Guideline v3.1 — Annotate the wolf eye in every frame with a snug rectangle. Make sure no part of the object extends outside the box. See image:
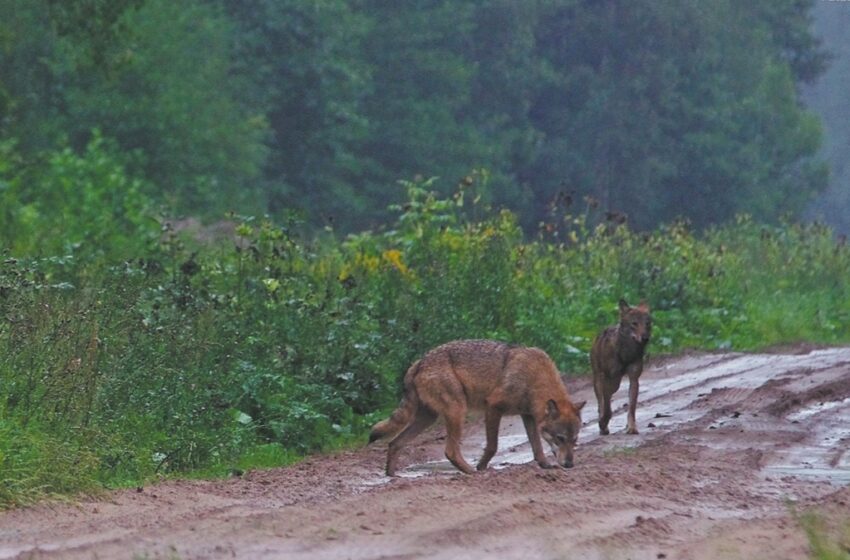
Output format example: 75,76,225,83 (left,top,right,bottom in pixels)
556,434,568,444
